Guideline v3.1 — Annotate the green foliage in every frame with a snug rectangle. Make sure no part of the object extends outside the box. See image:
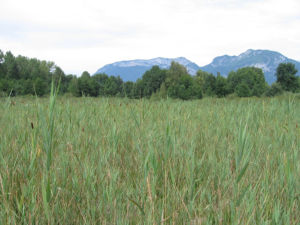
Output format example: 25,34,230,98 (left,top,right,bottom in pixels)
122,81,135,98
203,73,217,96
164,62,203,100
195,70,211,88
33,78,48,96
1,48,295,100
140,66,166,98
0,49,68,96
131,79,144,99
0,79,11,95
236,82,251,97
5,51,20,80
68,77,80,97
0,50,5,79
276,63,299,92
93,73,109,96
227,67,267,97
157,82,167,99
215,74,228,97
165,61,189,89
264,82,283,97
53,66,70,94
90,73,124,97
77,71,100,97
81,71,90,78
195,70,218,96
103,76,123,97
168,74,202,100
